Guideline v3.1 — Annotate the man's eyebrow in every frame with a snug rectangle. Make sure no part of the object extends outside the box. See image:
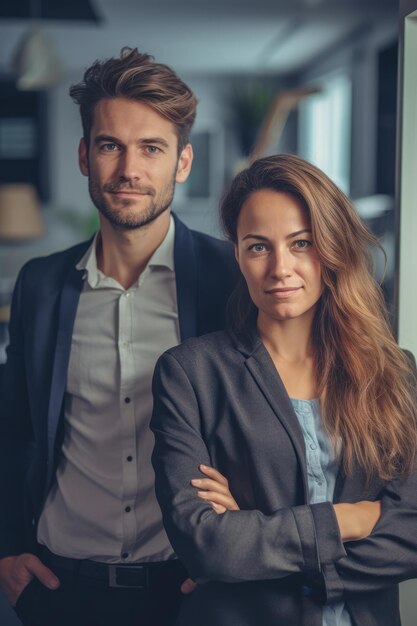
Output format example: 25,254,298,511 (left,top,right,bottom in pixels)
140,137,170,148
93,135,171,149
94,134,120,144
